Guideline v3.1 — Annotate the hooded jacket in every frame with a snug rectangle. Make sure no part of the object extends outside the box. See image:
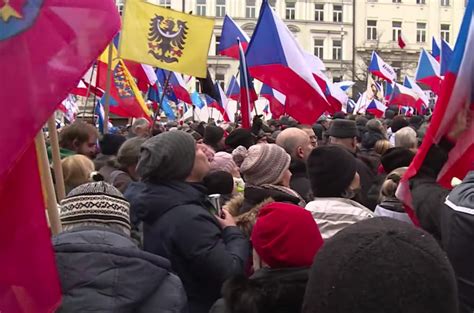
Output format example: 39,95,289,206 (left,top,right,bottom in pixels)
305,197,374,239
53,227,187,313
289,159,312,203
441,171,474,313
125,181,249,313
